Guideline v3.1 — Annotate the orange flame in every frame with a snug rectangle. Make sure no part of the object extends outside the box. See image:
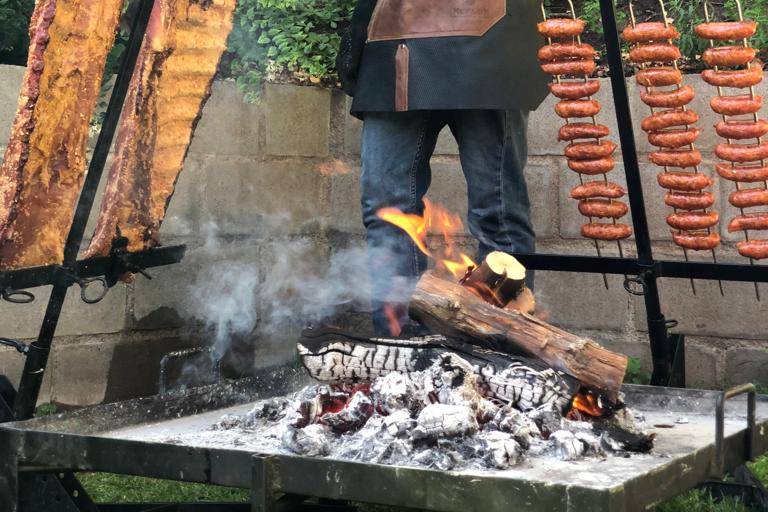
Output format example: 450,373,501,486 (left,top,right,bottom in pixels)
383,304,403,337
377,199,476,279
570,391,606,418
